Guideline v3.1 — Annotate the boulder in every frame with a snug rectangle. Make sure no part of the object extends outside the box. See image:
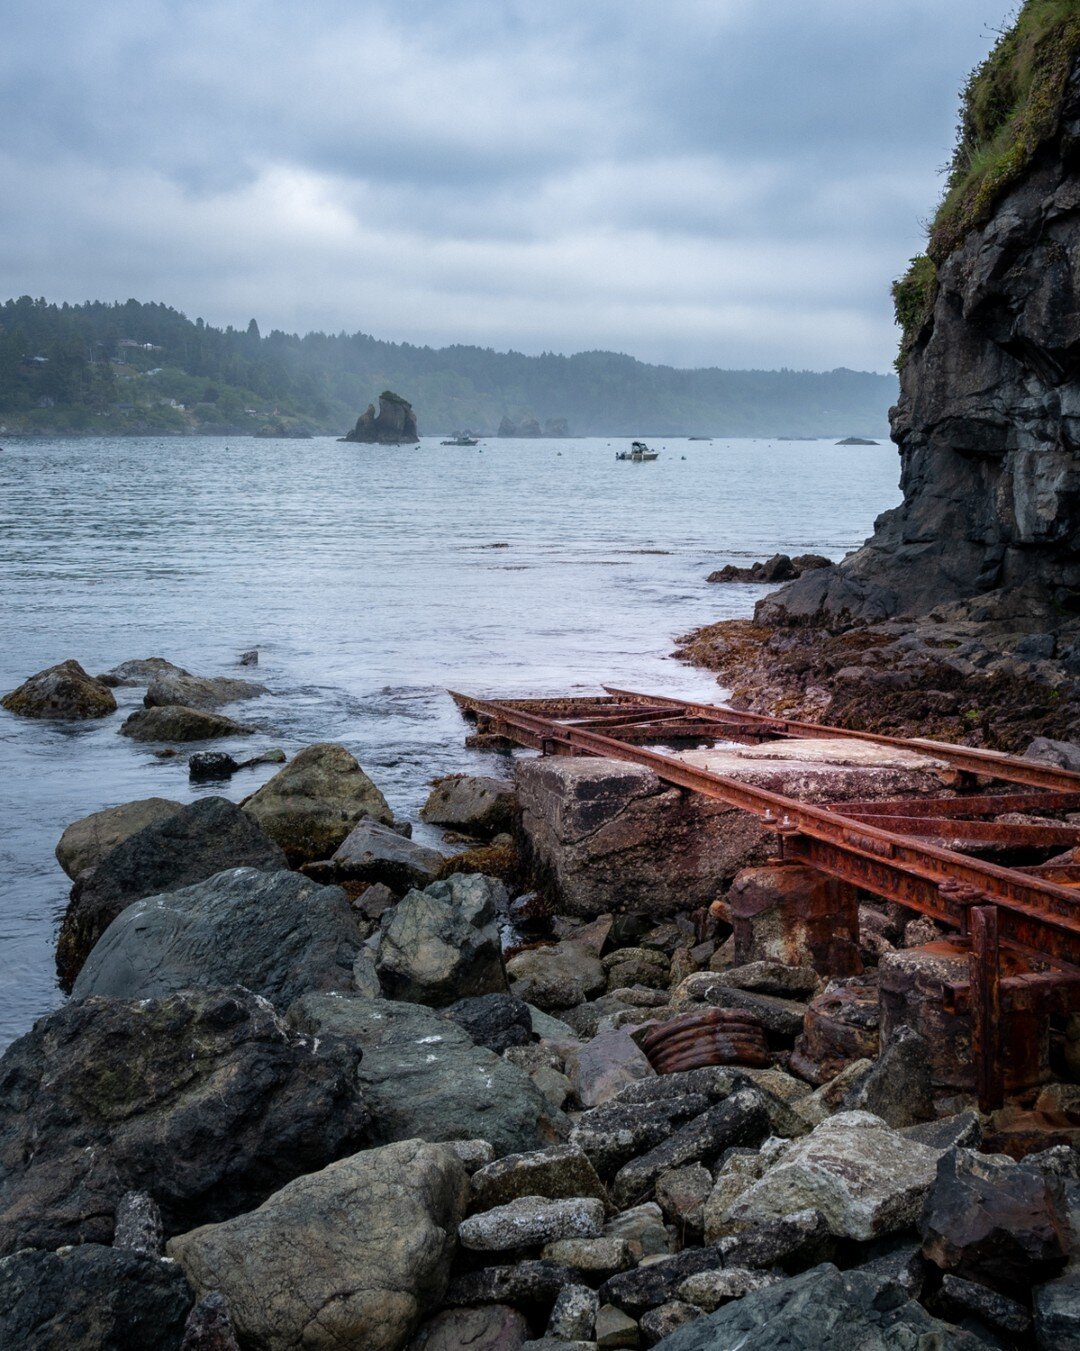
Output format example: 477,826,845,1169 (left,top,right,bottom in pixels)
188,750,239,781
544,1239,634,1277
444,993,533,1054
444,1262,578,1317
1026,736,1080,772
421,774,519,838
936,1273,1032,1338
289,994,564,1157
841,1026,934,1128
343,391,419,444
73,867,363,1008
144,670,268,710
655,1164,713,1244
604,1202,671,1260
168,1141,466,1351
0,988,369,1255
333,819,446,889
120,705,257,742
471,1144,607,1210
719,1111,943,1242
919,1146,1071,1290
376,873,508,1006
649,1263,990,1350
0,1244,193,1350
243,742,393,864
1034,1269,1080,1350
459,1196,605,1251
548,1285,599,1342
1,659,117,719
594,1304,639,1350
678,1267,782,1312
567,1028,655,1108
507,942,606,1011
600,1248,728,1317
408,1305,529,1351
717,1208,833,1272
98,657,190,687
55,797,288,990
55,796,182,880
